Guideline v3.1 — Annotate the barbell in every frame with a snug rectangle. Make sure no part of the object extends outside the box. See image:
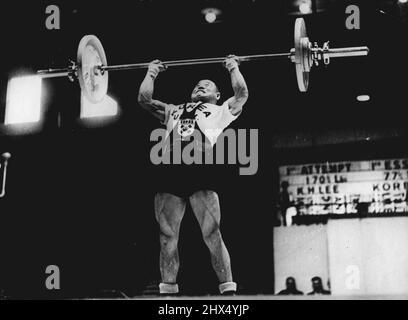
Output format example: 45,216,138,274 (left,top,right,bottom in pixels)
37,18,369,103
